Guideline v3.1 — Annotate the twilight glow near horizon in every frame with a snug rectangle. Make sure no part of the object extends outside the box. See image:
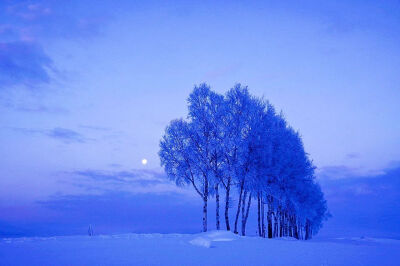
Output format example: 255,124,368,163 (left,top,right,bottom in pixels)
0,0,399,237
